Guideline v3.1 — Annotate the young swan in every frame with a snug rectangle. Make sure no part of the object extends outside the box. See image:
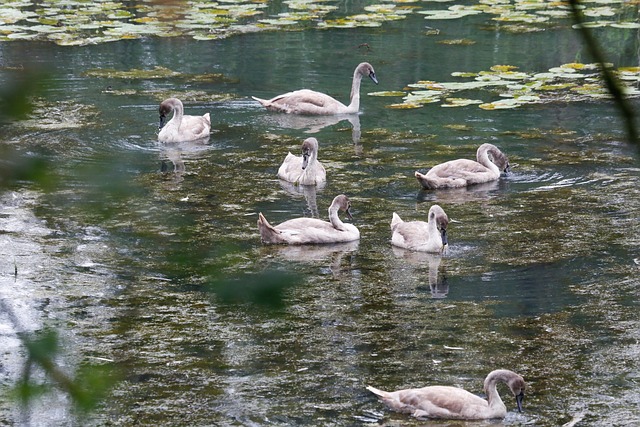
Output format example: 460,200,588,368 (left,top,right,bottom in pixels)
391,205,448,253
257,195,359,244
277,137,327,186
367,369,526,420
252,62,378,115
158,98,211,143
415,143,510,189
